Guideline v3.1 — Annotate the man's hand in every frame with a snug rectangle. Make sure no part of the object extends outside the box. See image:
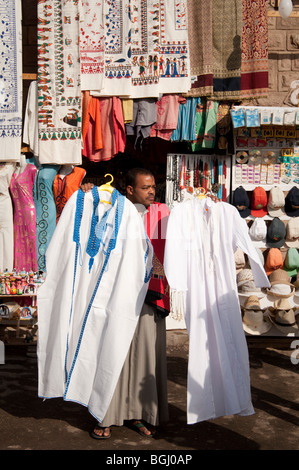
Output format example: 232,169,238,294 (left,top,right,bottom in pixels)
207,194,220,203
81,182,94,192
